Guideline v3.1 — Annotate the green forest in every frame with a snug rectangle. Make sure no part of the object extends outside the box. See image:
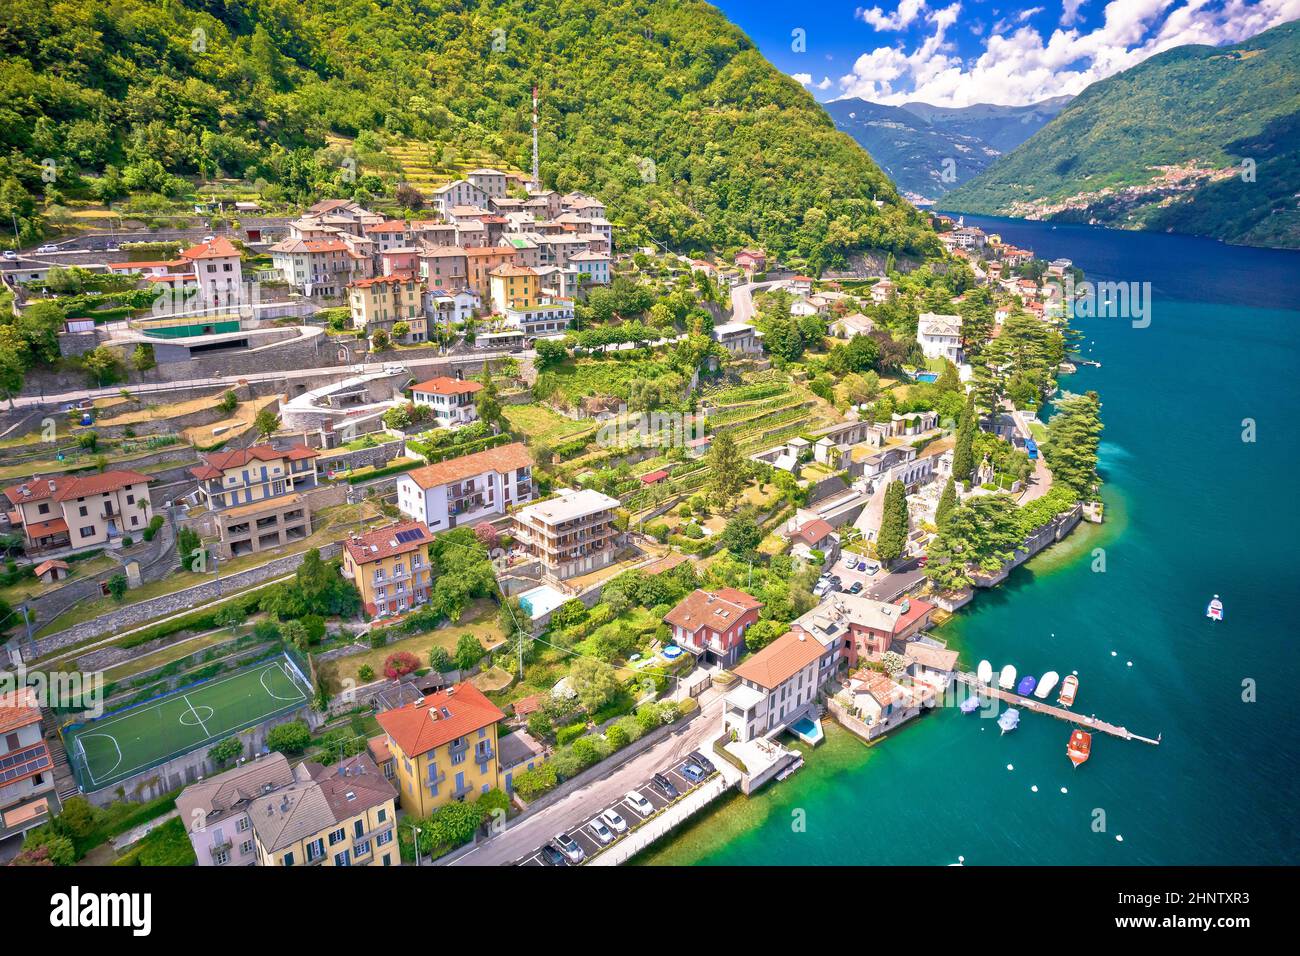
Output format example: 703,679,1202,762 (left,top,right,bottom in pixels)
0,0,939,264
946,19,1300,249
